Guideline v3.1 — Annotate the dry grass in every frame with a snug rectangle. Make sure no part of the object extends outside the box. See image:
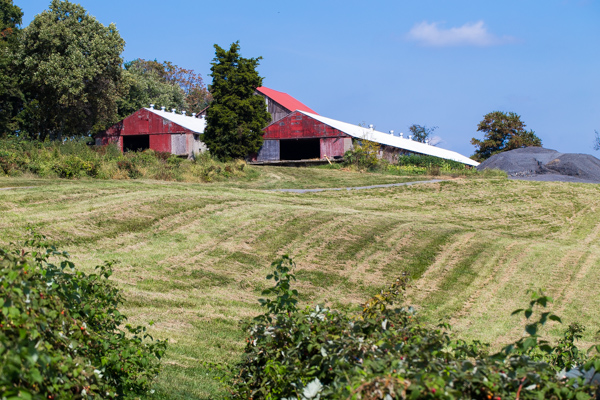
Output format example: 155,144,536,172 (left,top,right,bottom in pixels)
1,170,600,399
